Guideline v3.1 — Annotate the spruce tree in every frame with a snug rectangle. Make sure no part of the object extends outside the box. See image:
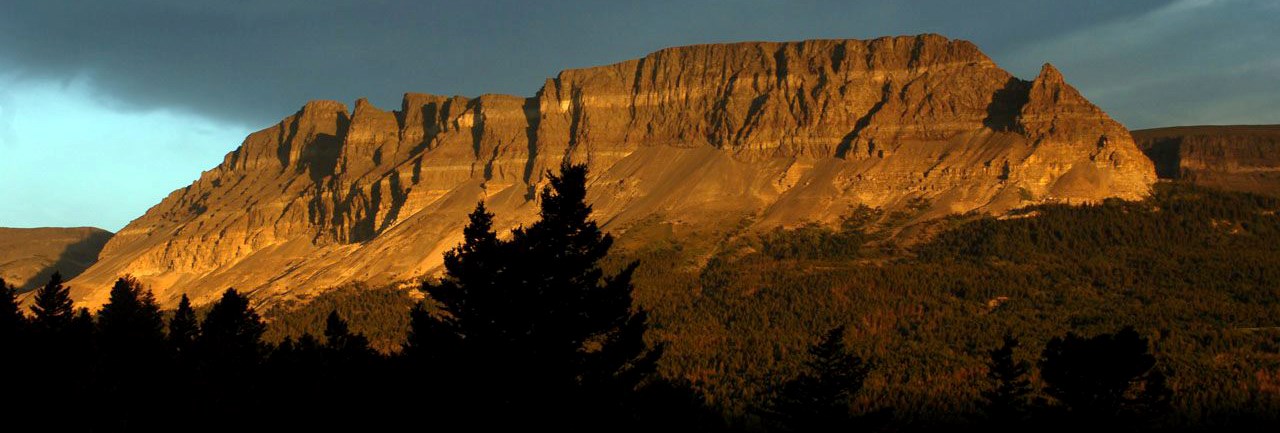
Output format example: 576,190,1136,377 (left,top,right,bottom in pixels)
983,334,1033,427
0,277,25,373
96,275,167,430
195,289,267,427
198,288,265,368
406,202,497,367
98,276,165,360
29,271,75,334
763,326,873,433
23,273,92,429
168,294,199,358
0,277,22,344
1039,326,1165,423
323,310,372,362
412,162,656,425
159,293,201,430
69,307,96,348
